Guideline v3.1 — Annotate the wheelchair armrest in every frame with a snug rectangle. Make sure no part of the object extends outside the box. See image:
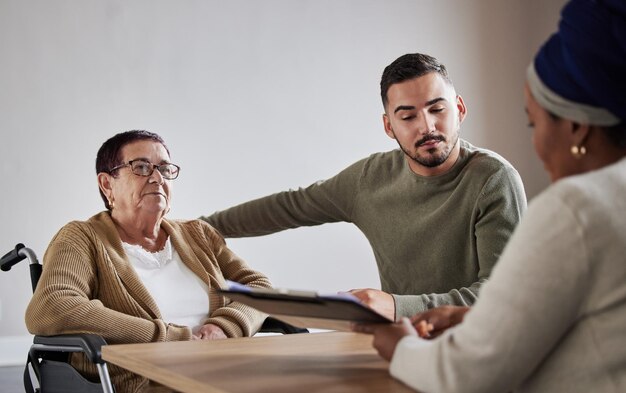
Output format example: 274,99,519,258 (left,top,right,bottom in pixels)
33,334,108,364
259,316,309,334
